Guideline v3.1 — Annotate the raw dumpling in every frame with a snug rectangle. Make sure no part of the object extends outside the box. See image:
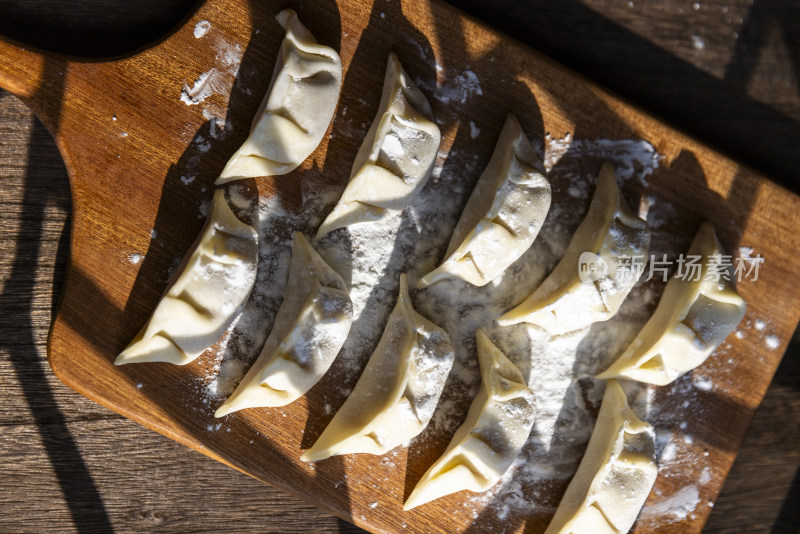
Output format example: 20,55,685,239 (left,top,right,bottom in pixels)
116,189,258,365
498,162,650,335
301,274,454,461
597,222,747,385
418,114,551,288
216,9,342,183
315,53,441,238
543,379,657,534
403,329,536,510
215,232,352,416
